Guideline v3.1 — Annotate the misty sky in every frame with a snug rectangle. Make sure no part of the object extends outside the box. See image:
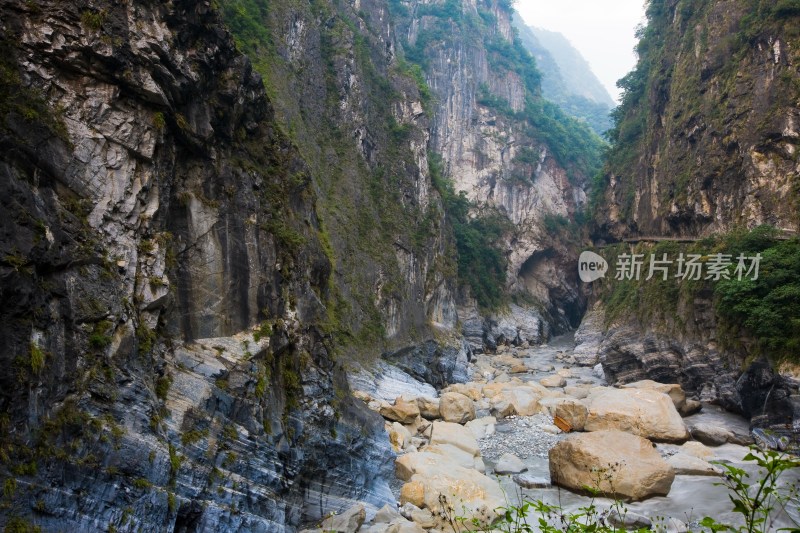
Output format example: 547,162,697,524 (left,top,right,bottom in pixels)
515,0,646,103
